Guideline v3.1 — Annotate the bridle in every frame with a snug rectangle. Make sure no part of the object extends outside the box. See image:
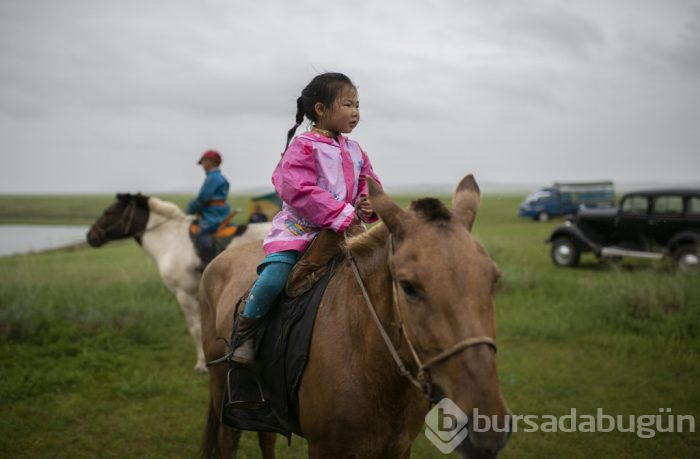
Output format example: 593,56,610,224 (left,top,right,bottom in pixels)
92,199,171,244
92,200,138,242
345,233,497,403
